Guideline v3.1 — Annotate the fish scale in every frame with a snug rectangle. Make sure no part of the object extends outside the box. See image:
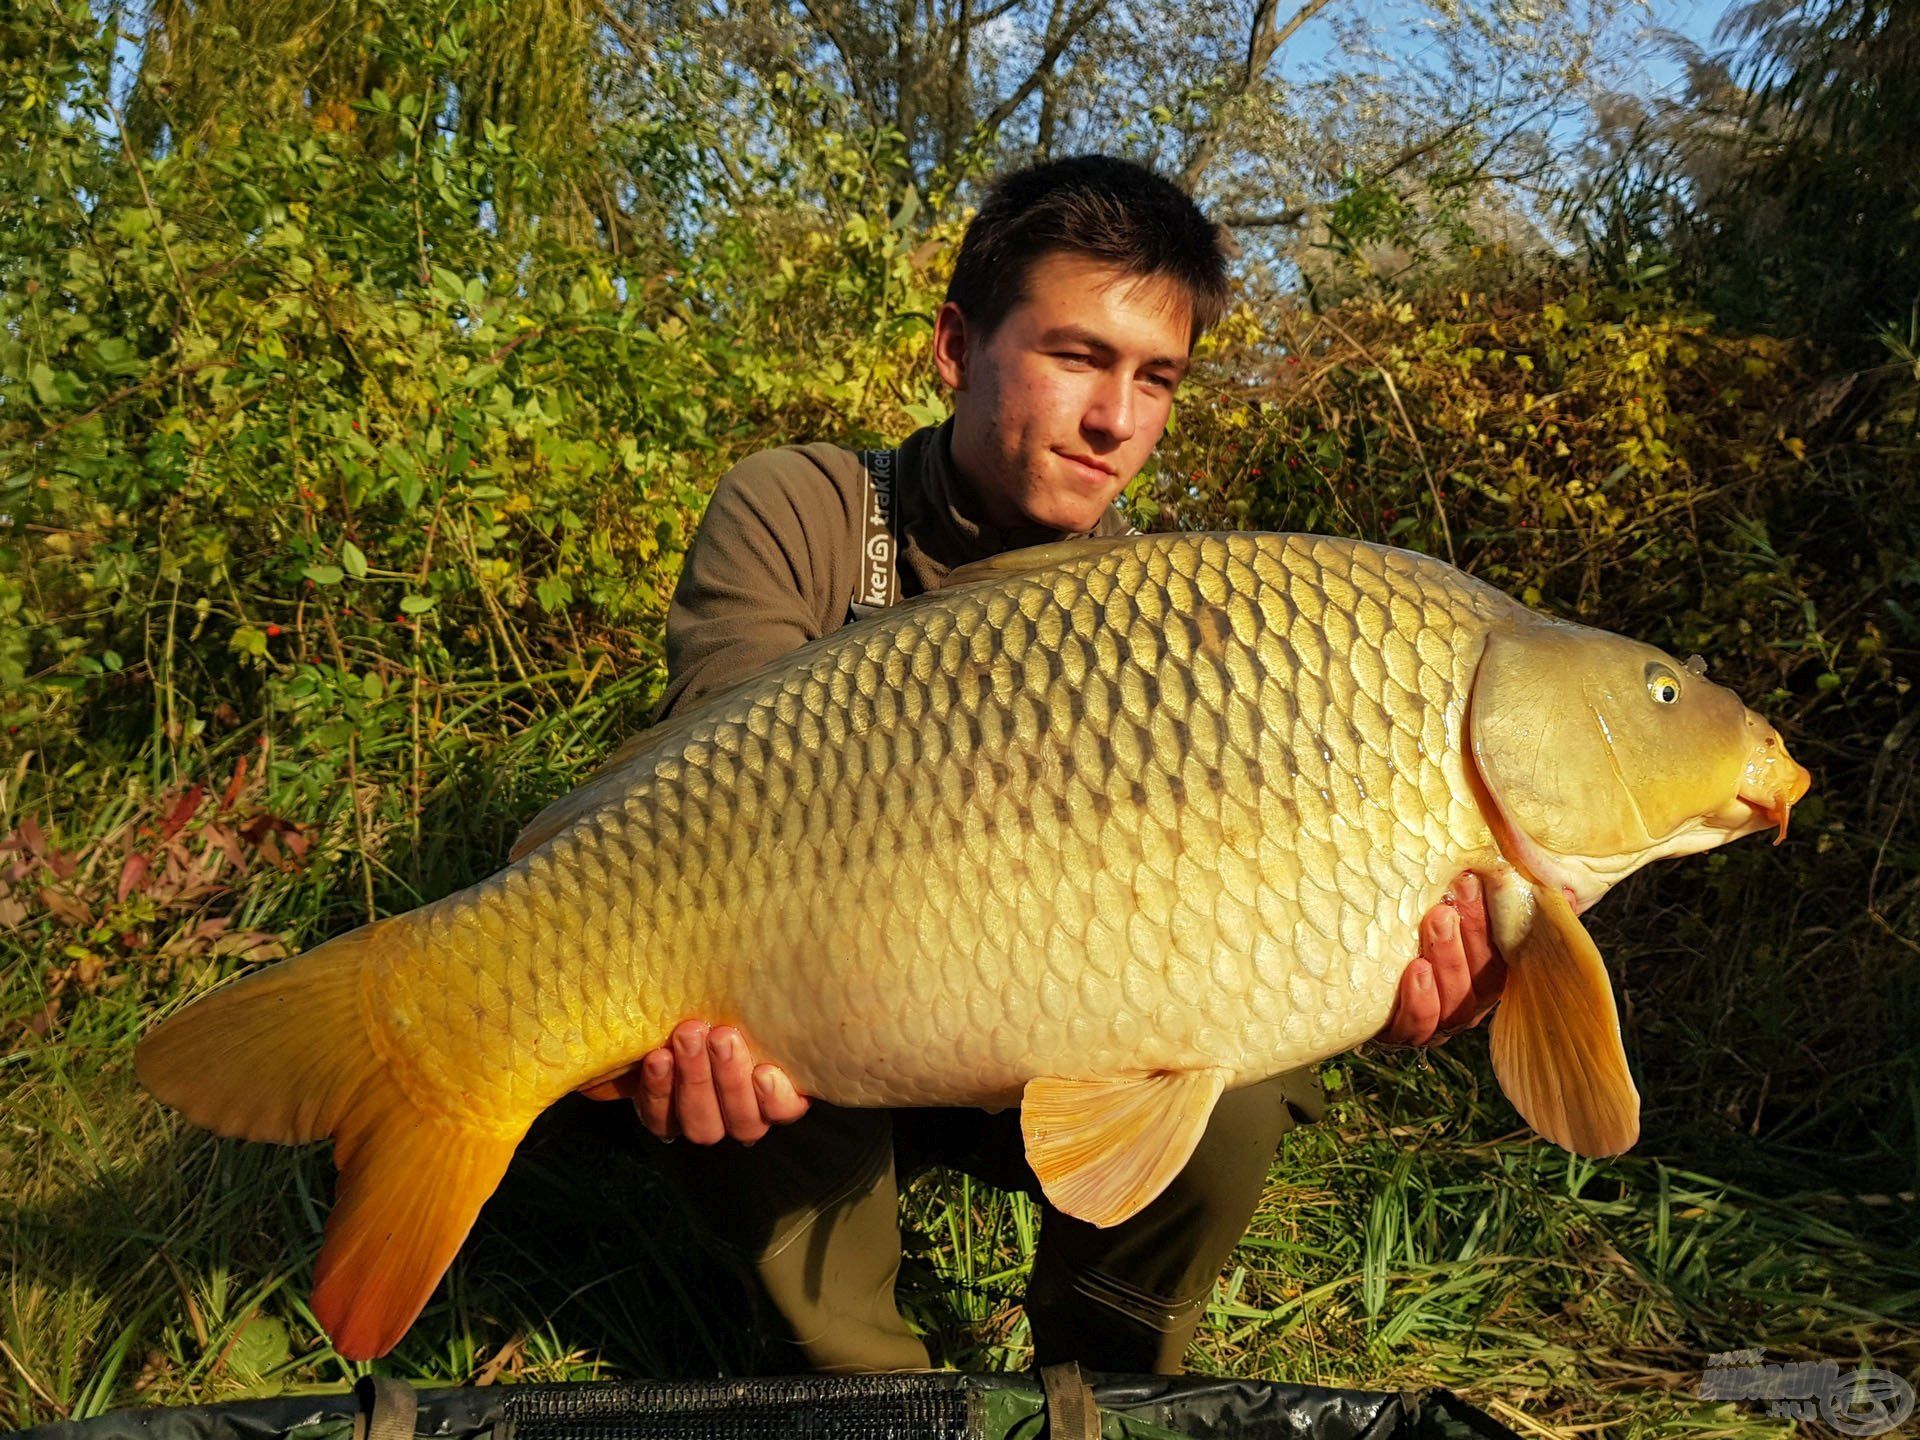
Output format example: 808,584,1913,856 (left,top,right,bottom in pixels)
370,532,1512,1120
